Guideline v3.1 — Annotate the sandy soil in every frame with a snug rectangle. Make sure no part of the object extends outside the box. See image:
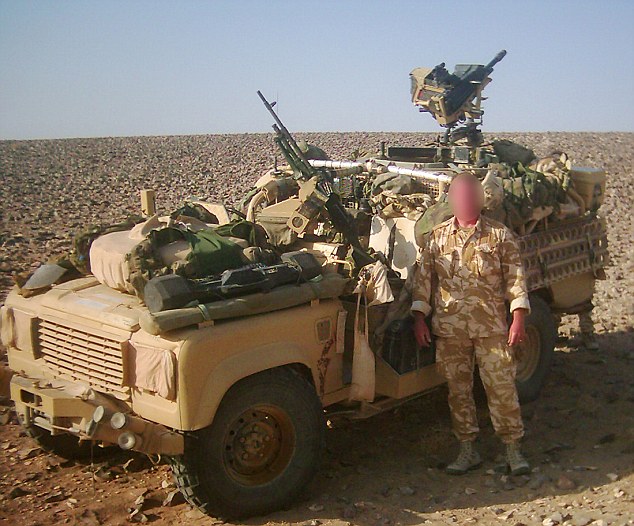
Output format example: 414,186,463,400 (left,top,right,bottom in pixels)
0,132,633,526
